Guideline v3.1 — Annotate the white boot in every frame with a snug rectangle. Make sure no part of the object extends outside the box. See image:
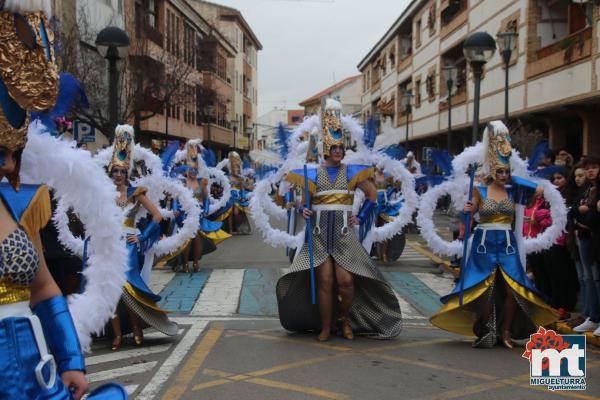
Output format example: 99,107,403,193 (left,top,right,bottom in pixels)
593,325,600,337
573,318,599,333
